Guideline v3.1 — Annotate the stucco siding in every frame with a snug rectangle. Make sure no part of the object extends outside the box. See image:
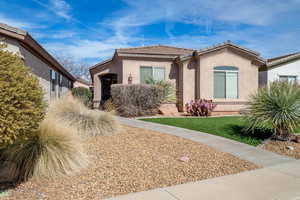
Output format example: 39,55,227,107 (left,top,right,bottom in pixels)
267,59,300,83
2,36,70,102
122,58,176,85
